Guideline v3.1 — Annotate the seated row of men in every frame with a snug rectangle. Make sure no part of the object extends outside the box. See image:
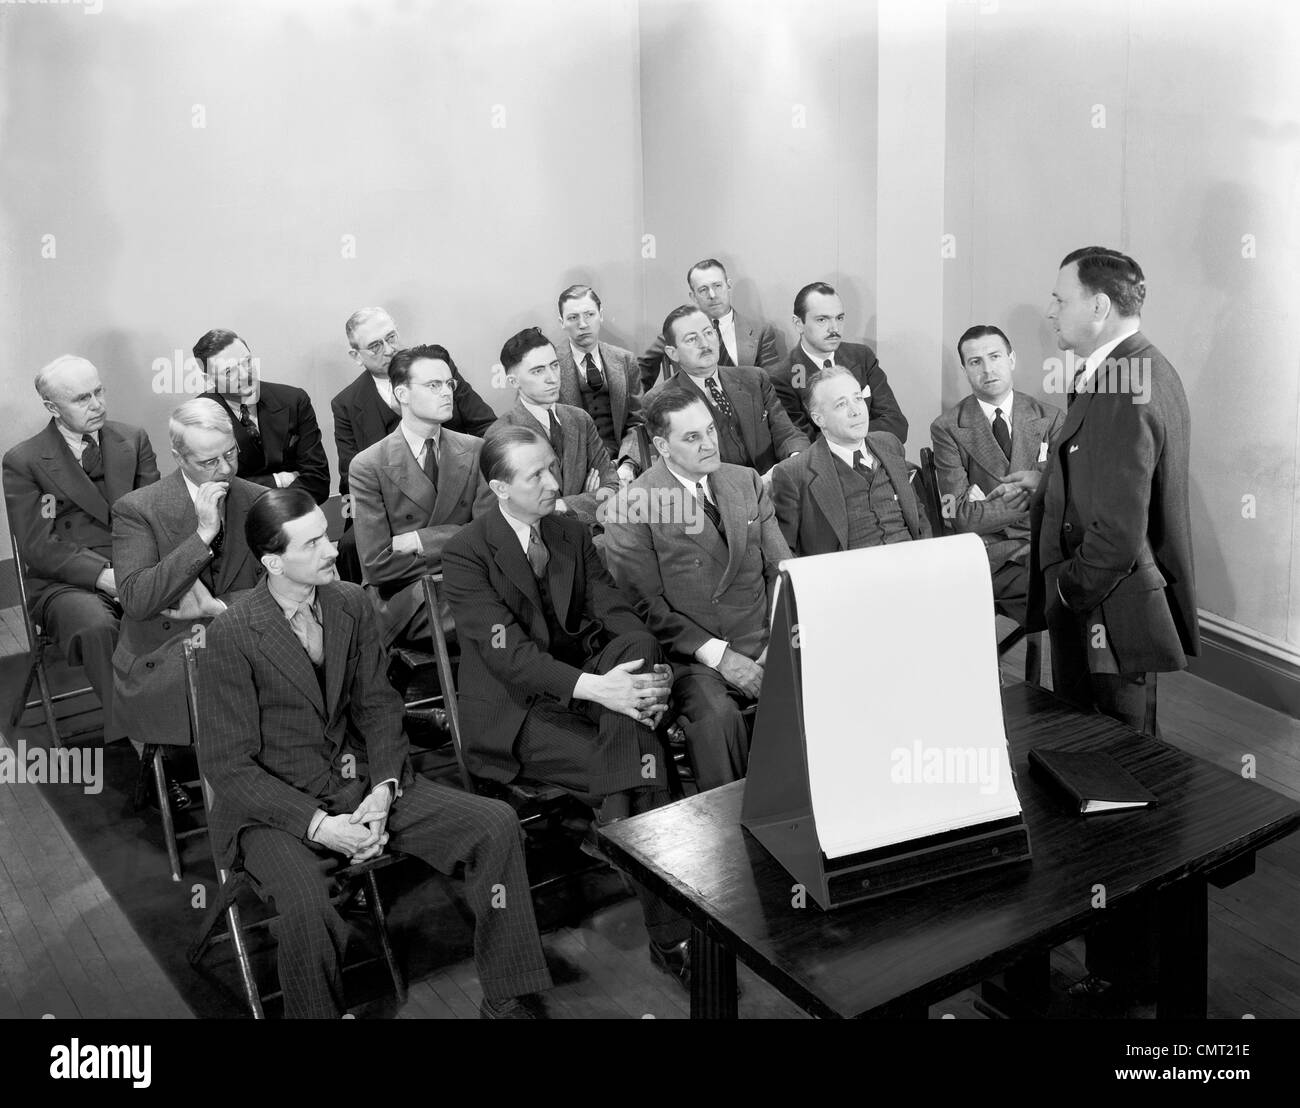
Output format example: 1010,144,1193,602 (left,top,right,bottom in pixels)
1,261,1059,1018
